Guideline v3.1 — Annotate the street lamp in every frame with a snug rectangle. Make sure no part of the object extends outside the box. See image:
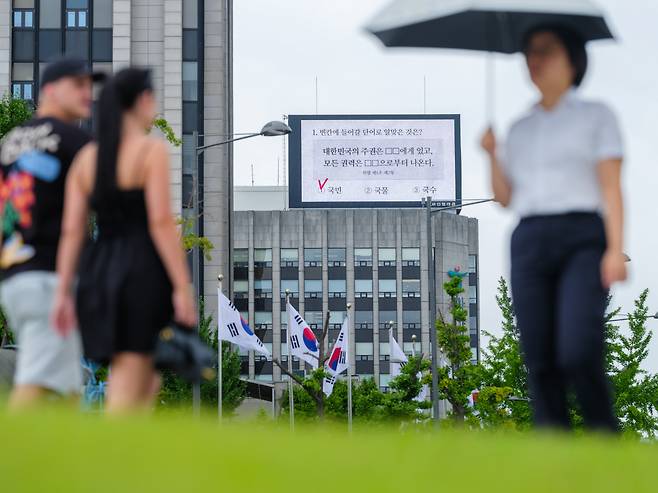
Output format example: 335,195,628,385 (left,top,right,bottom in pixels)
191,120,292,302
190,120,291,414
425,196,494,425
